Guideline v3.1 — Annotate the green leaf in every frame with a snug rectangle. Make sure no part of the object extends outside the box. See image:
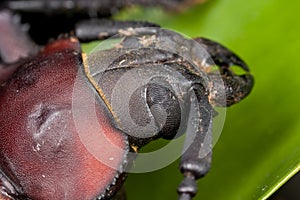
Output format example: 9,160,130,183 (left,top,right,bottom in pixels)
83,0,300,199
